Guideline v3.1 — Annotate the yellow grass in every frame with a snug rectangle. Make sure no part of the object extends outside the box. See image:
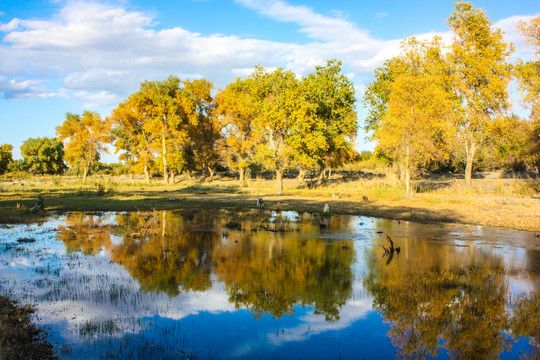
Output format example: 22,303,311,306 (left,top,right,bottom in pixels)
0,173,538,232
